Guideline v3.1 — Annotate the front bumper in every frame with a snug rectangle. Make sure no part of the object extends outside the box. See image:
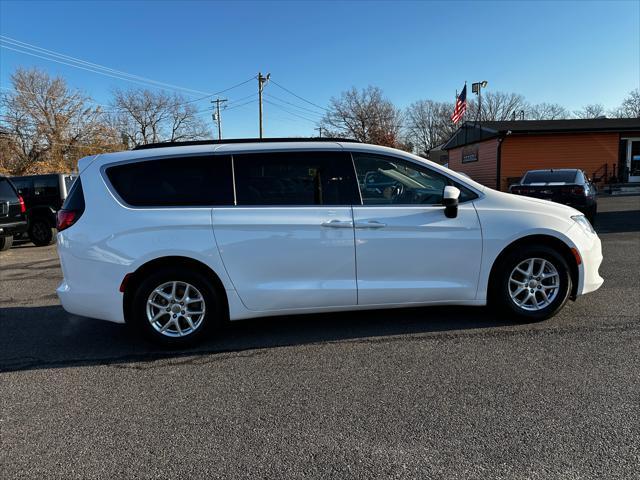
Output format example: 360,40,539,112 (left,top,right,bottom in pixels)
569,224,604,296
